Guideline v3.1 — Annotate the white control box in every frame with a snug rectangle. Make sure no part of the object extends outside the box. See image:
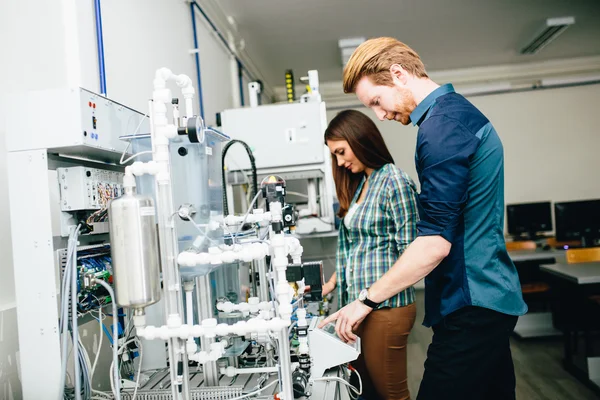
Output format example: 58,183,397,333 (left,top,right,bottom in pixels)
6,87,148,163
221,101,327,170
308,316,361,379
57,166,124,211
